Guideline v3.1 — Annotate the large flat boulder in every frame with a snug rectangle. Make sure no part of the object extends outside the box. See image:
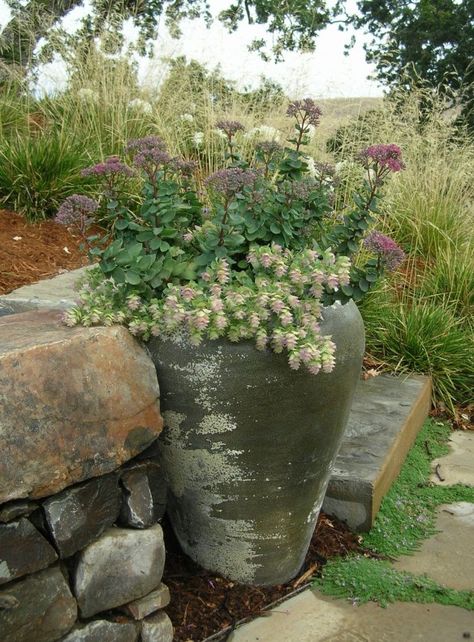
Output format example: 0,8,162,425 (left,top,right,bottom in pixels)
0,310,163,504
